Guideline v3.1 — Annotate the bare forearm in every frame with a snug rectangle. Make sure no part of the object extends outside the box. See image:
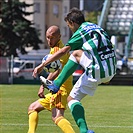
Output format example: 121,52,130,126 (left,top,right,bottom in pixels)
47,69,60,80
43,46,70,66
32,46,70,78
